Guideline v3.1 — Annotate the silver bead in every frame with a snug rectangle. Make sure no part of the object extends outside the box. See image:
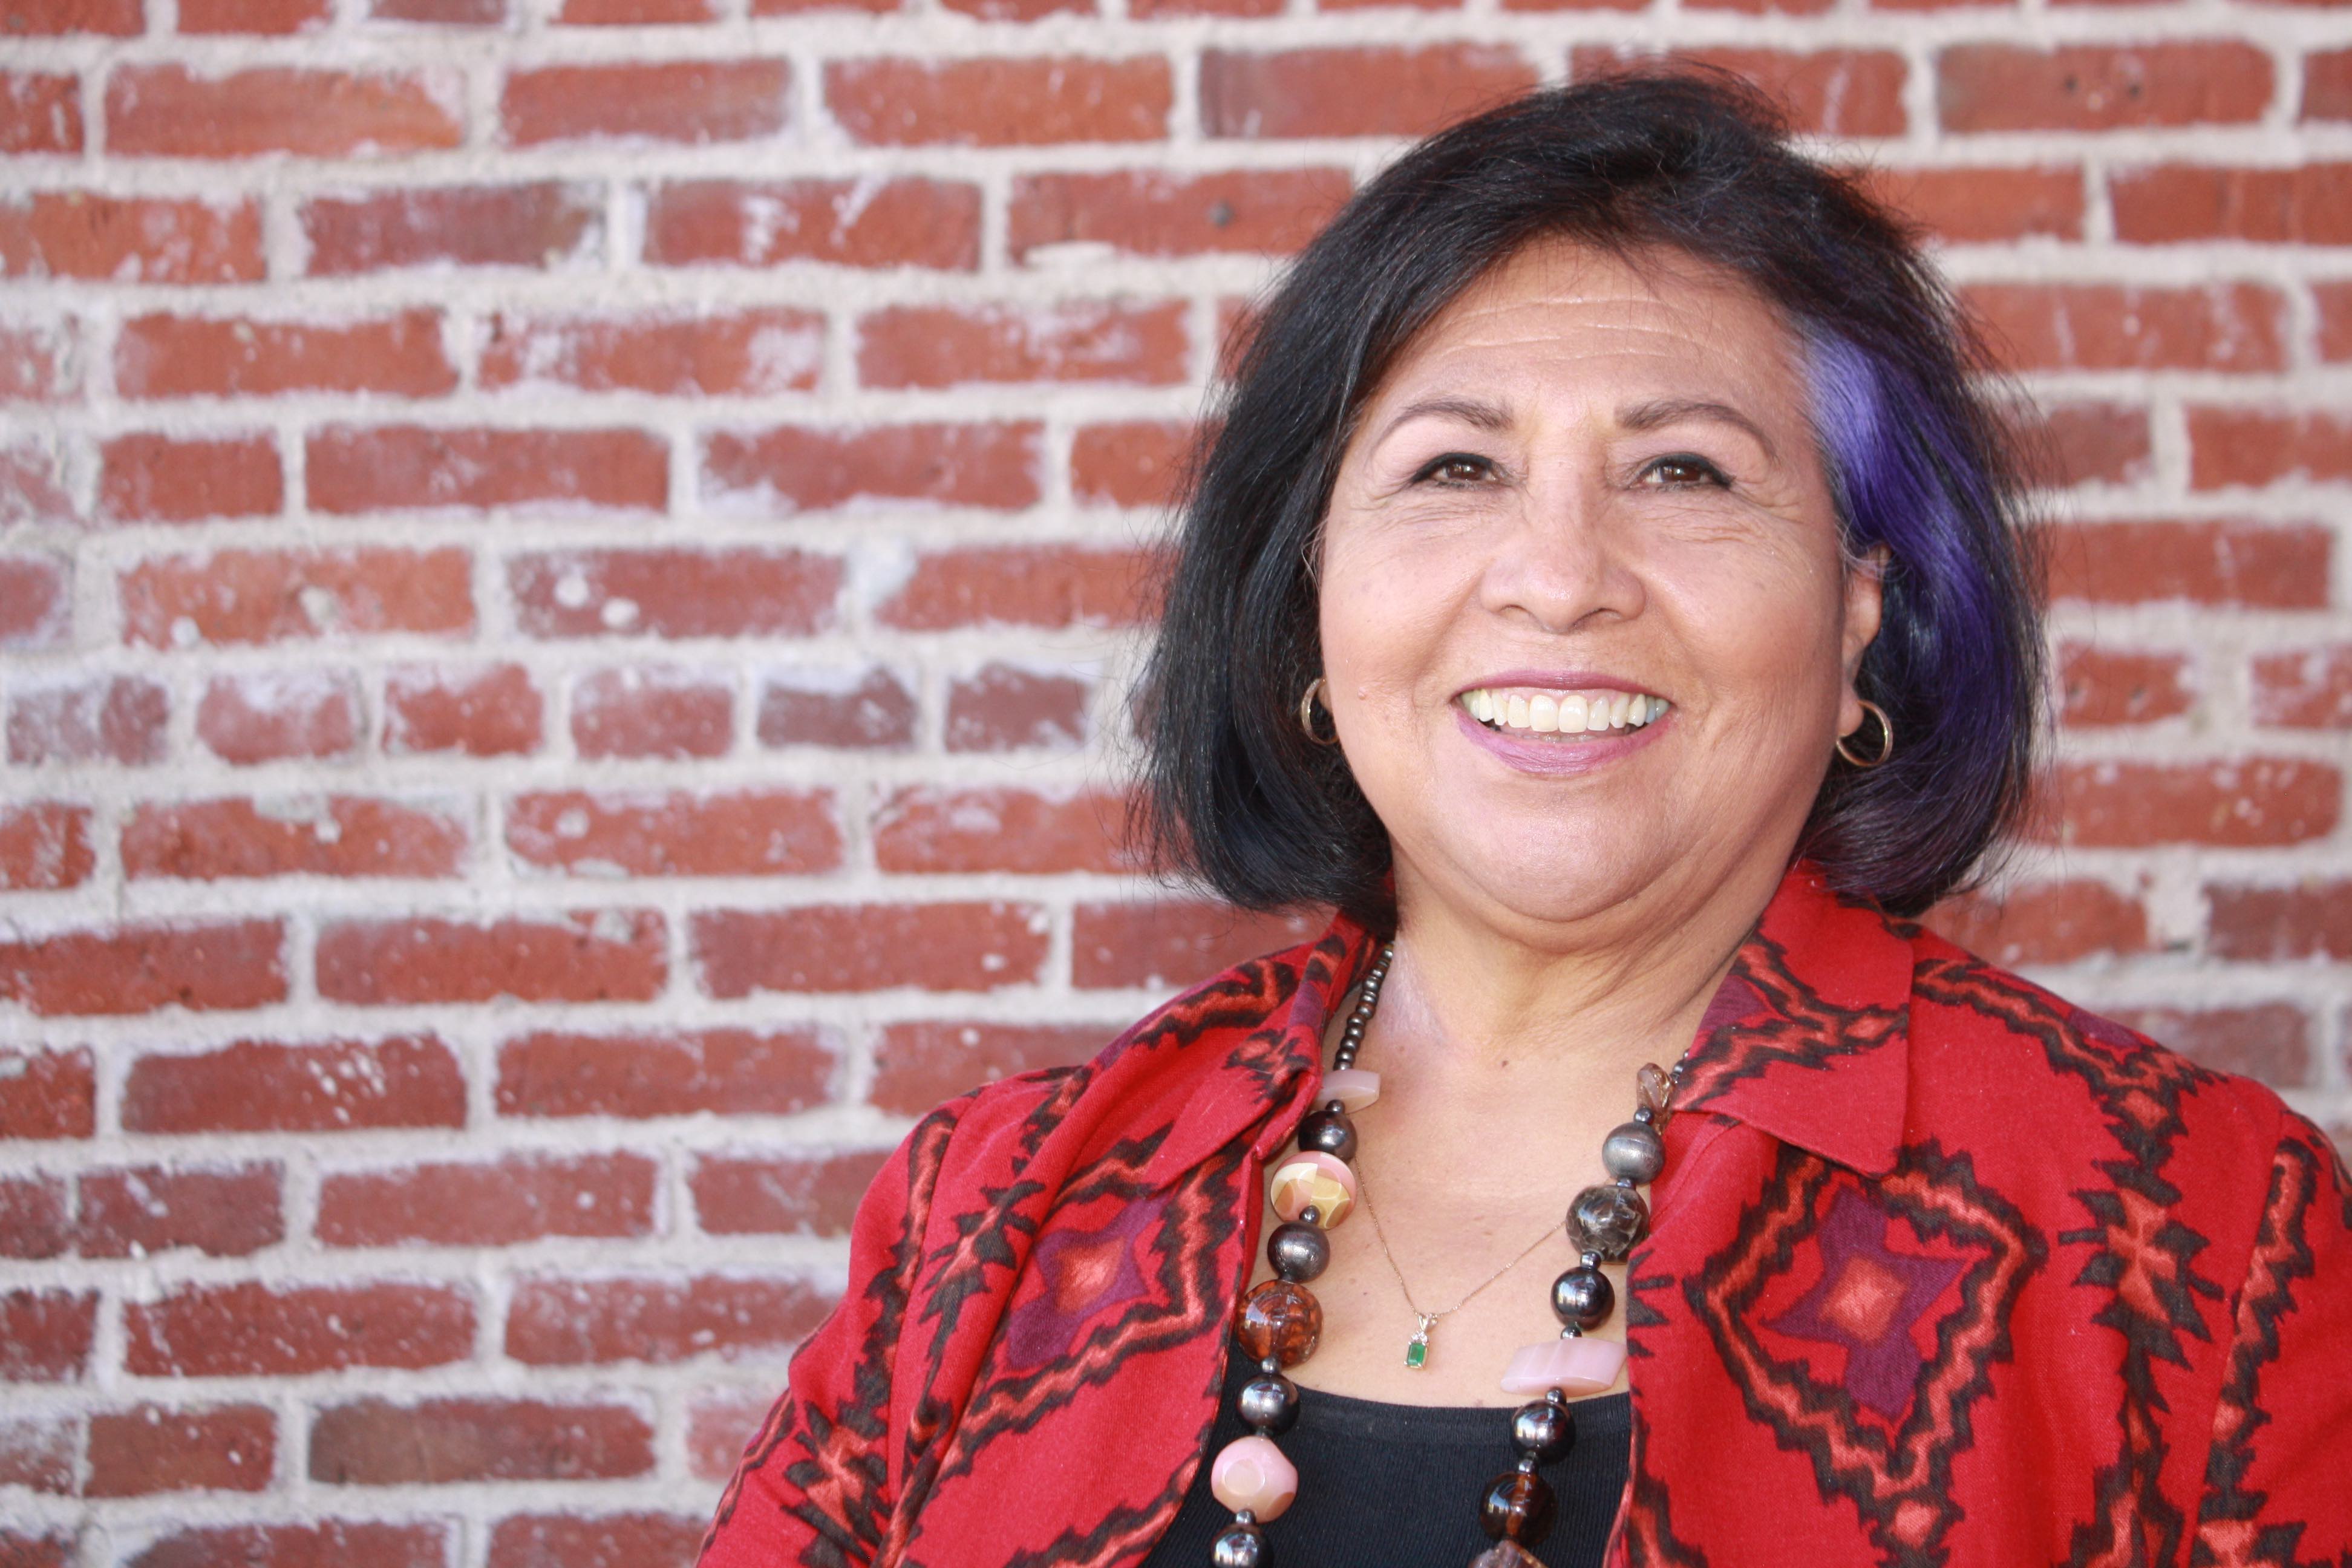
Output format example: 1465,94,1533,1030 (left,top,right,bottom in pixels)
1212,1520,1266,1567
1237,1371,1299,1436
1600,1120,1665,1184
1267,1221,1330,1282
